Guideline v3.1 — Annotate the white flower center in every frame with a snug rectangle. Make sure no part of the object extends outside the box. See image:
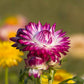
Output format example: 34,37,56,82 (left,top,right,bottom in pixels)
33,30,61,48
